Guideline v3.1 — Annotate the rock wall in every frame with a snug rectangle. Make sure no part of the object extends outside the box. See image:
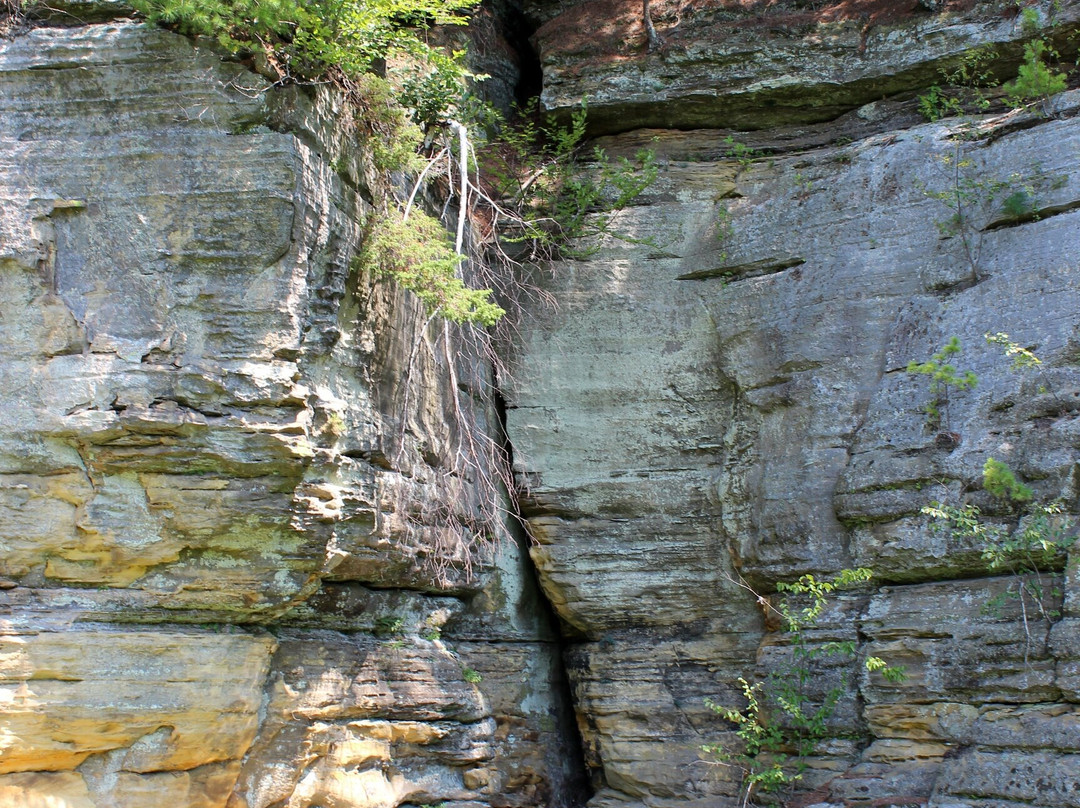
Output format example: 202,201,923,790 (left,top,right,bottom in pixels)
5,1,1080,807
0,11,584,808
505,0,1080,805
